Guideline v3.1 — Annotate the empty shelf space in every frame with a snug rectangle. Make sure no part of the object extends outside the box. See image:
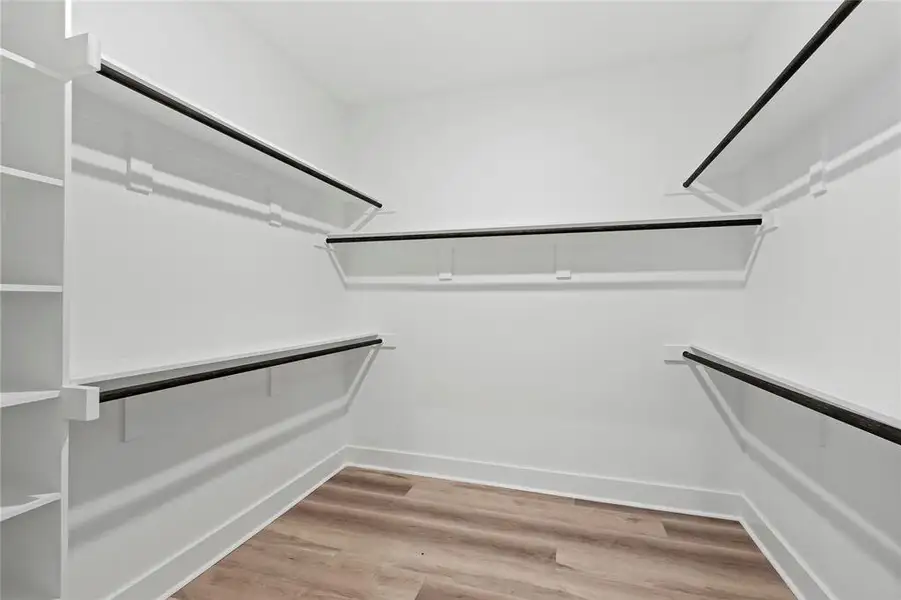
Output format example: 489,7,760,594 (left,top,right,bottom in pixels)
1,390,60,409
0,285,62,293
0,166,64,187
0,484,60,523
